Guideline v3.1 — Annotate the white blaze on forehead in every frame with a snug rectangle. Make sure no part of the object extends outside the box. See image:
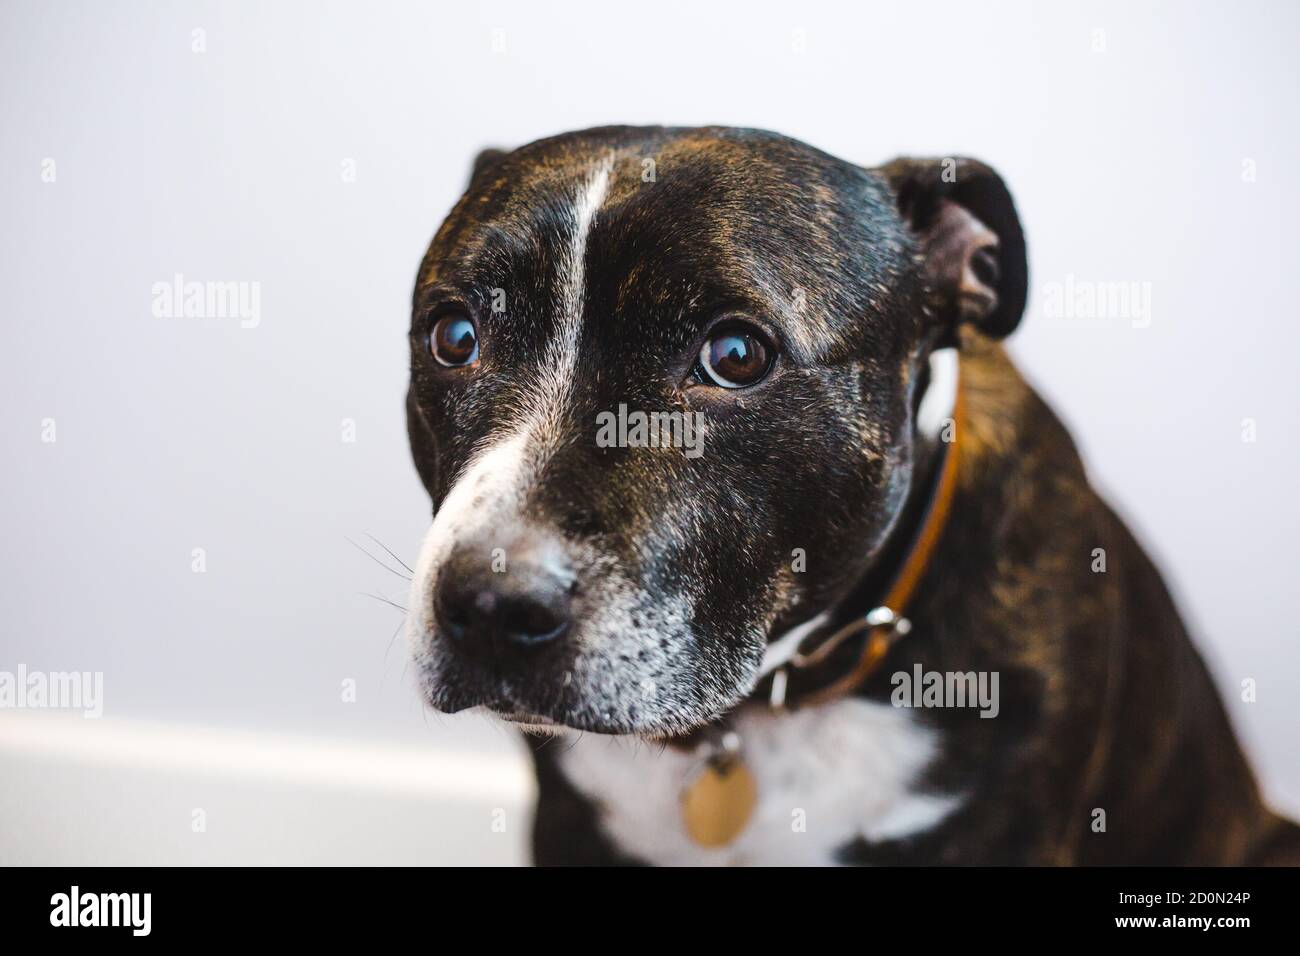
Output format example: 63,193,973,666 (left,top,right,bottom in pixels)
561,157,614,334
526,156,615,447
409,160,615,645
